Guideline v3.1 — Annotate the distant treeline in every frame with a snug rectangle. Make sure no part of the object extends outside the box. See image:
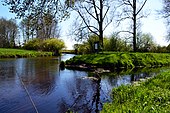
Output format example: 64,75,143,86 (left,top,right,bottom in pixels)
73,34,170,54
